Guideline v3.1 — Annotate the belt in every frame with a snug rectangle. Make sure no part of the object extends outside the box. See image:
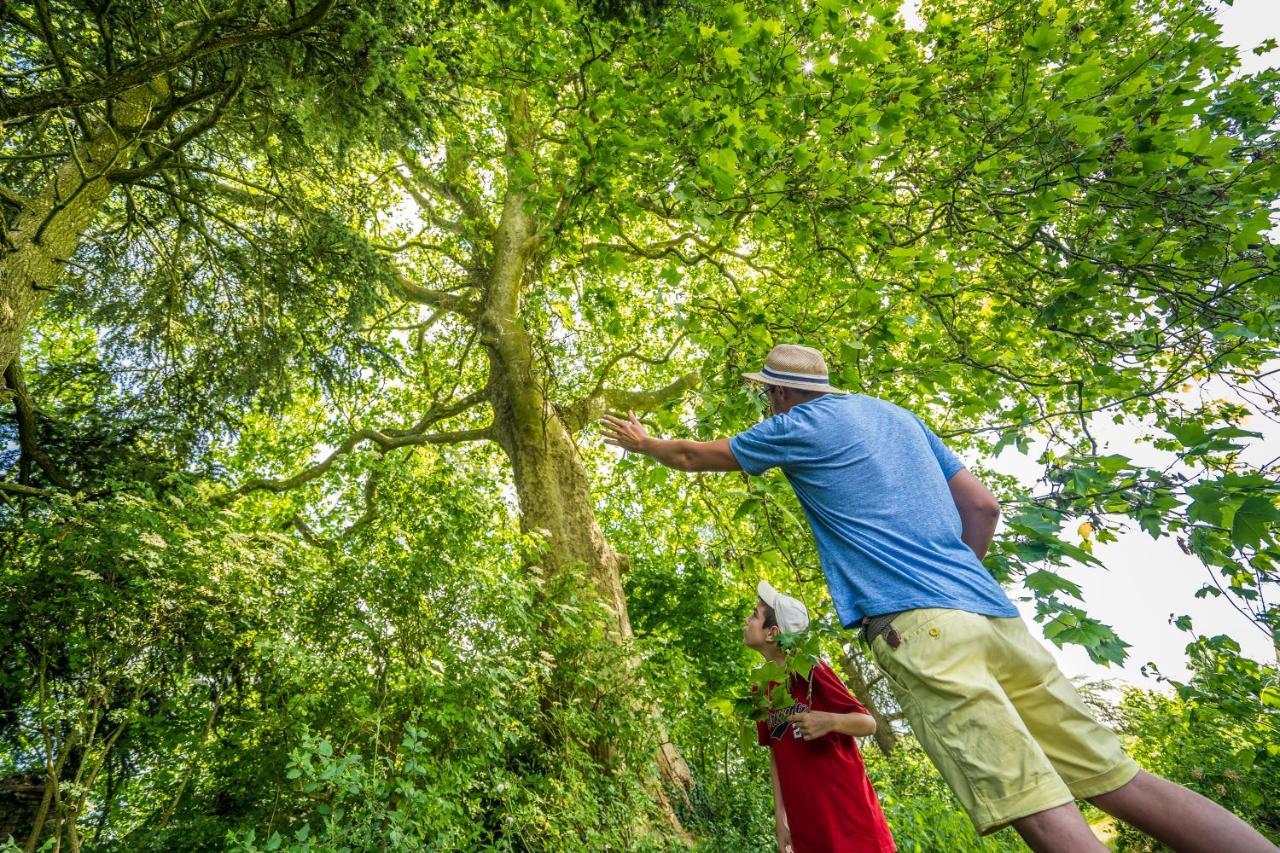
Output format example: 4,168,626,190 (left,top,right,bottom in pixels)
860,611,904,649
